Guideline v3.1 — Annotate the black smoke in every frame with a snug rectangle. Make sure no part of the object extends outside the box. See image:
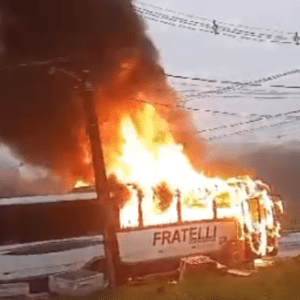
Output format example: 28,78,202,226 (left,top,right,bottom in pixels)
0,0,249,197
0,0,165,186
